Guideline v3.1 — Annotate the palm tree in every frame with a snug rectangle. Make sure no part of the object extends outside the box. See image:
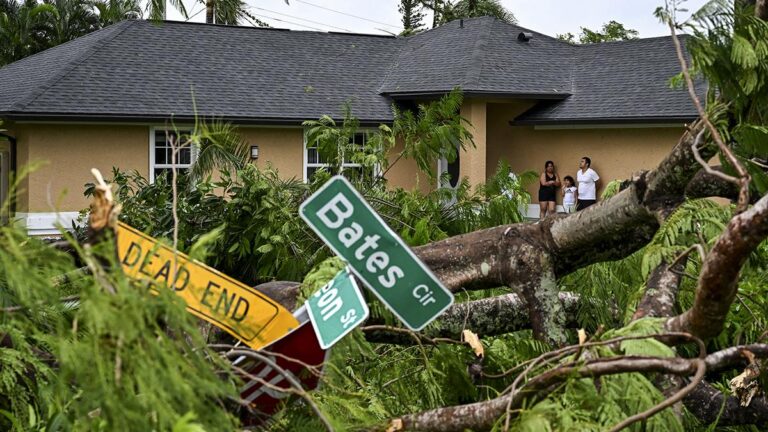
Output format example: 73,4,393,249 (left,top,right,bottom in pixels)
43,0,99,45
92,0,140,27
420,0,515,27
187,119,250,185
0,0,56,66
